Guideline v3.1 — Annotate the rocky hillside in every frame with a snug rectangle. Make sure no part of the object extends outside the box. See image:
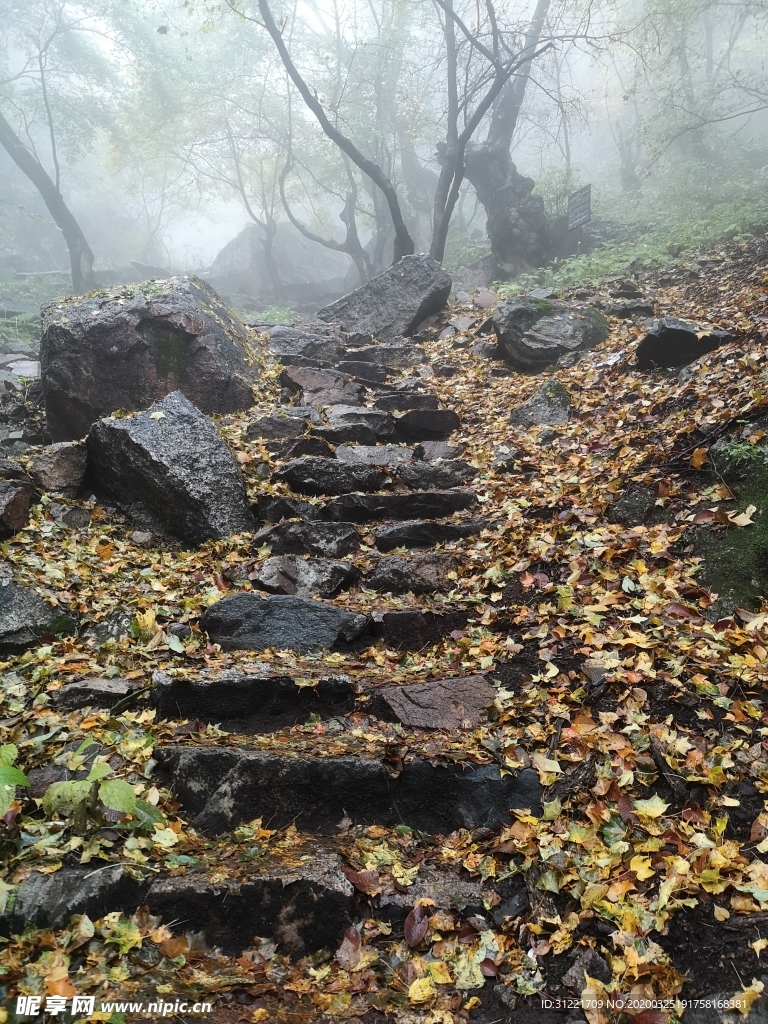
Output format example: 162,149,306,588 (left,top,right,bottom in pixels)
1,239,768,1023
